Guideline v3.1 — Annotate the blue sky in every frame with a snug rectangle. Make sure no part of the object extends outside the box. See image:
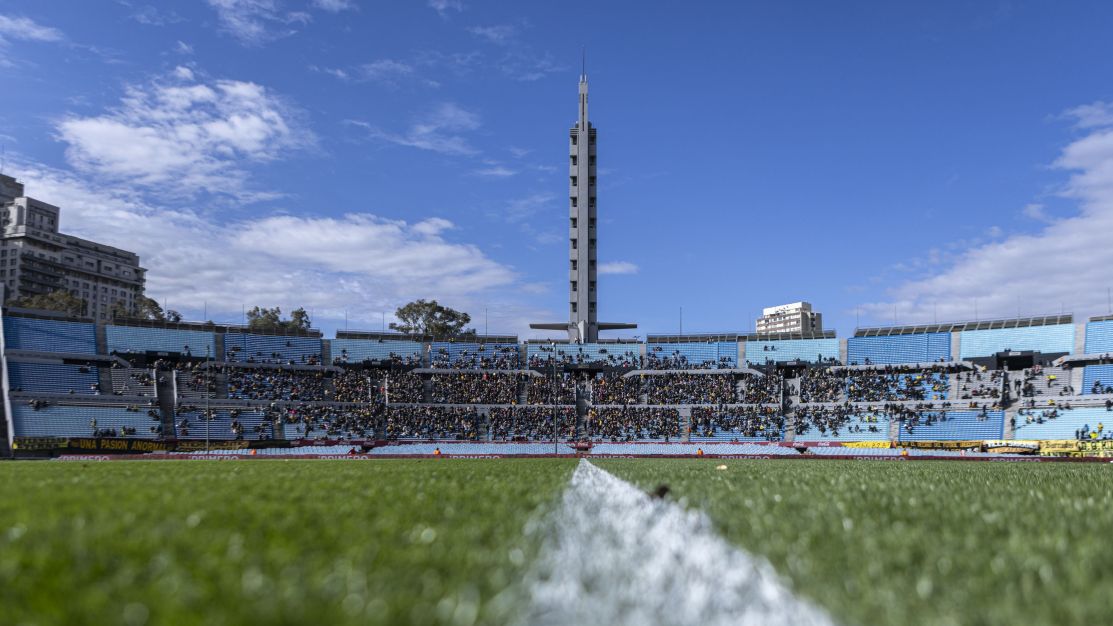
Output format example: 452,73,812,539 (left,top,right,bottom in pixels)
2,1,1113,338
